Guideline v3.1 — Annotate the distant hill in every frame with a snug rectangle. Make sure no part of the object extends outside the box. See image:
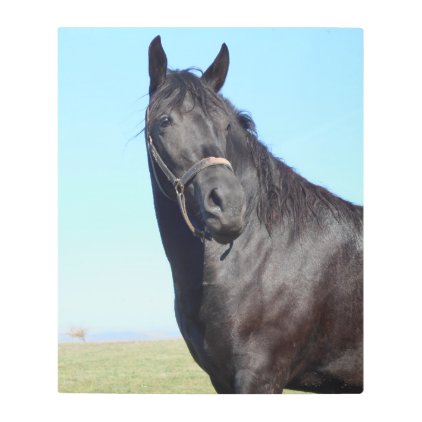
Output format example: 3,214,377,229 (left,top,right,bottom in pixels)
58,329,181,343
